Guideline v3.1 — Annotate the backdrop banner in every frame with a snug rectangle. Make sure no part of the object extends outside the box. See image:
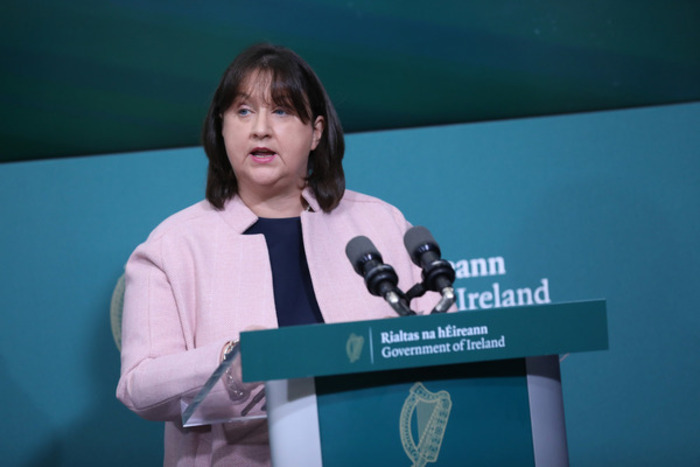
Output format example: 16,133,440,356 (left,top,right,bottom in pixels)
0,102,697,465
